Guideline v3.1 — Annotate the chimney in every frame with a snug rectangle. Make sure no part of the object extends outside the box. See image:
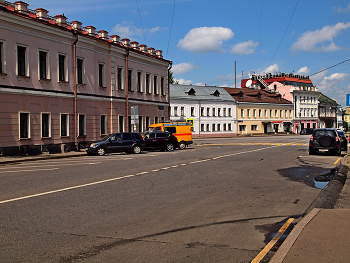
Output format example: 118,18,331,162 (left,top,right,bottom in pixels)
98,30,108,40
111,35,120,43
36,8,48,20
139,44,147,53
131,41,139,50
122,38,130,48
55,15,67,26
156,50,163,58
148,47,155,55
15,1,28,13
85,26,96,36
71,21,82,30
